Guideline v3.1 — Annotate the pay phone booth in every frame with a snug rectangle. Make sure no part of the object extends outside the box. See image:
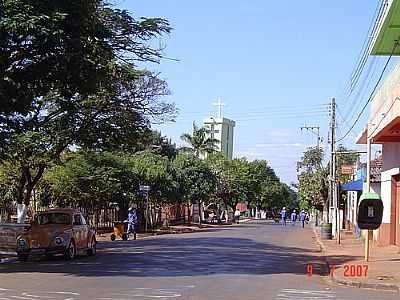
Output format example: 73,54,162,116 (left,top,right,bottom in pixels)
356,192,383,261
357,192,383,230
